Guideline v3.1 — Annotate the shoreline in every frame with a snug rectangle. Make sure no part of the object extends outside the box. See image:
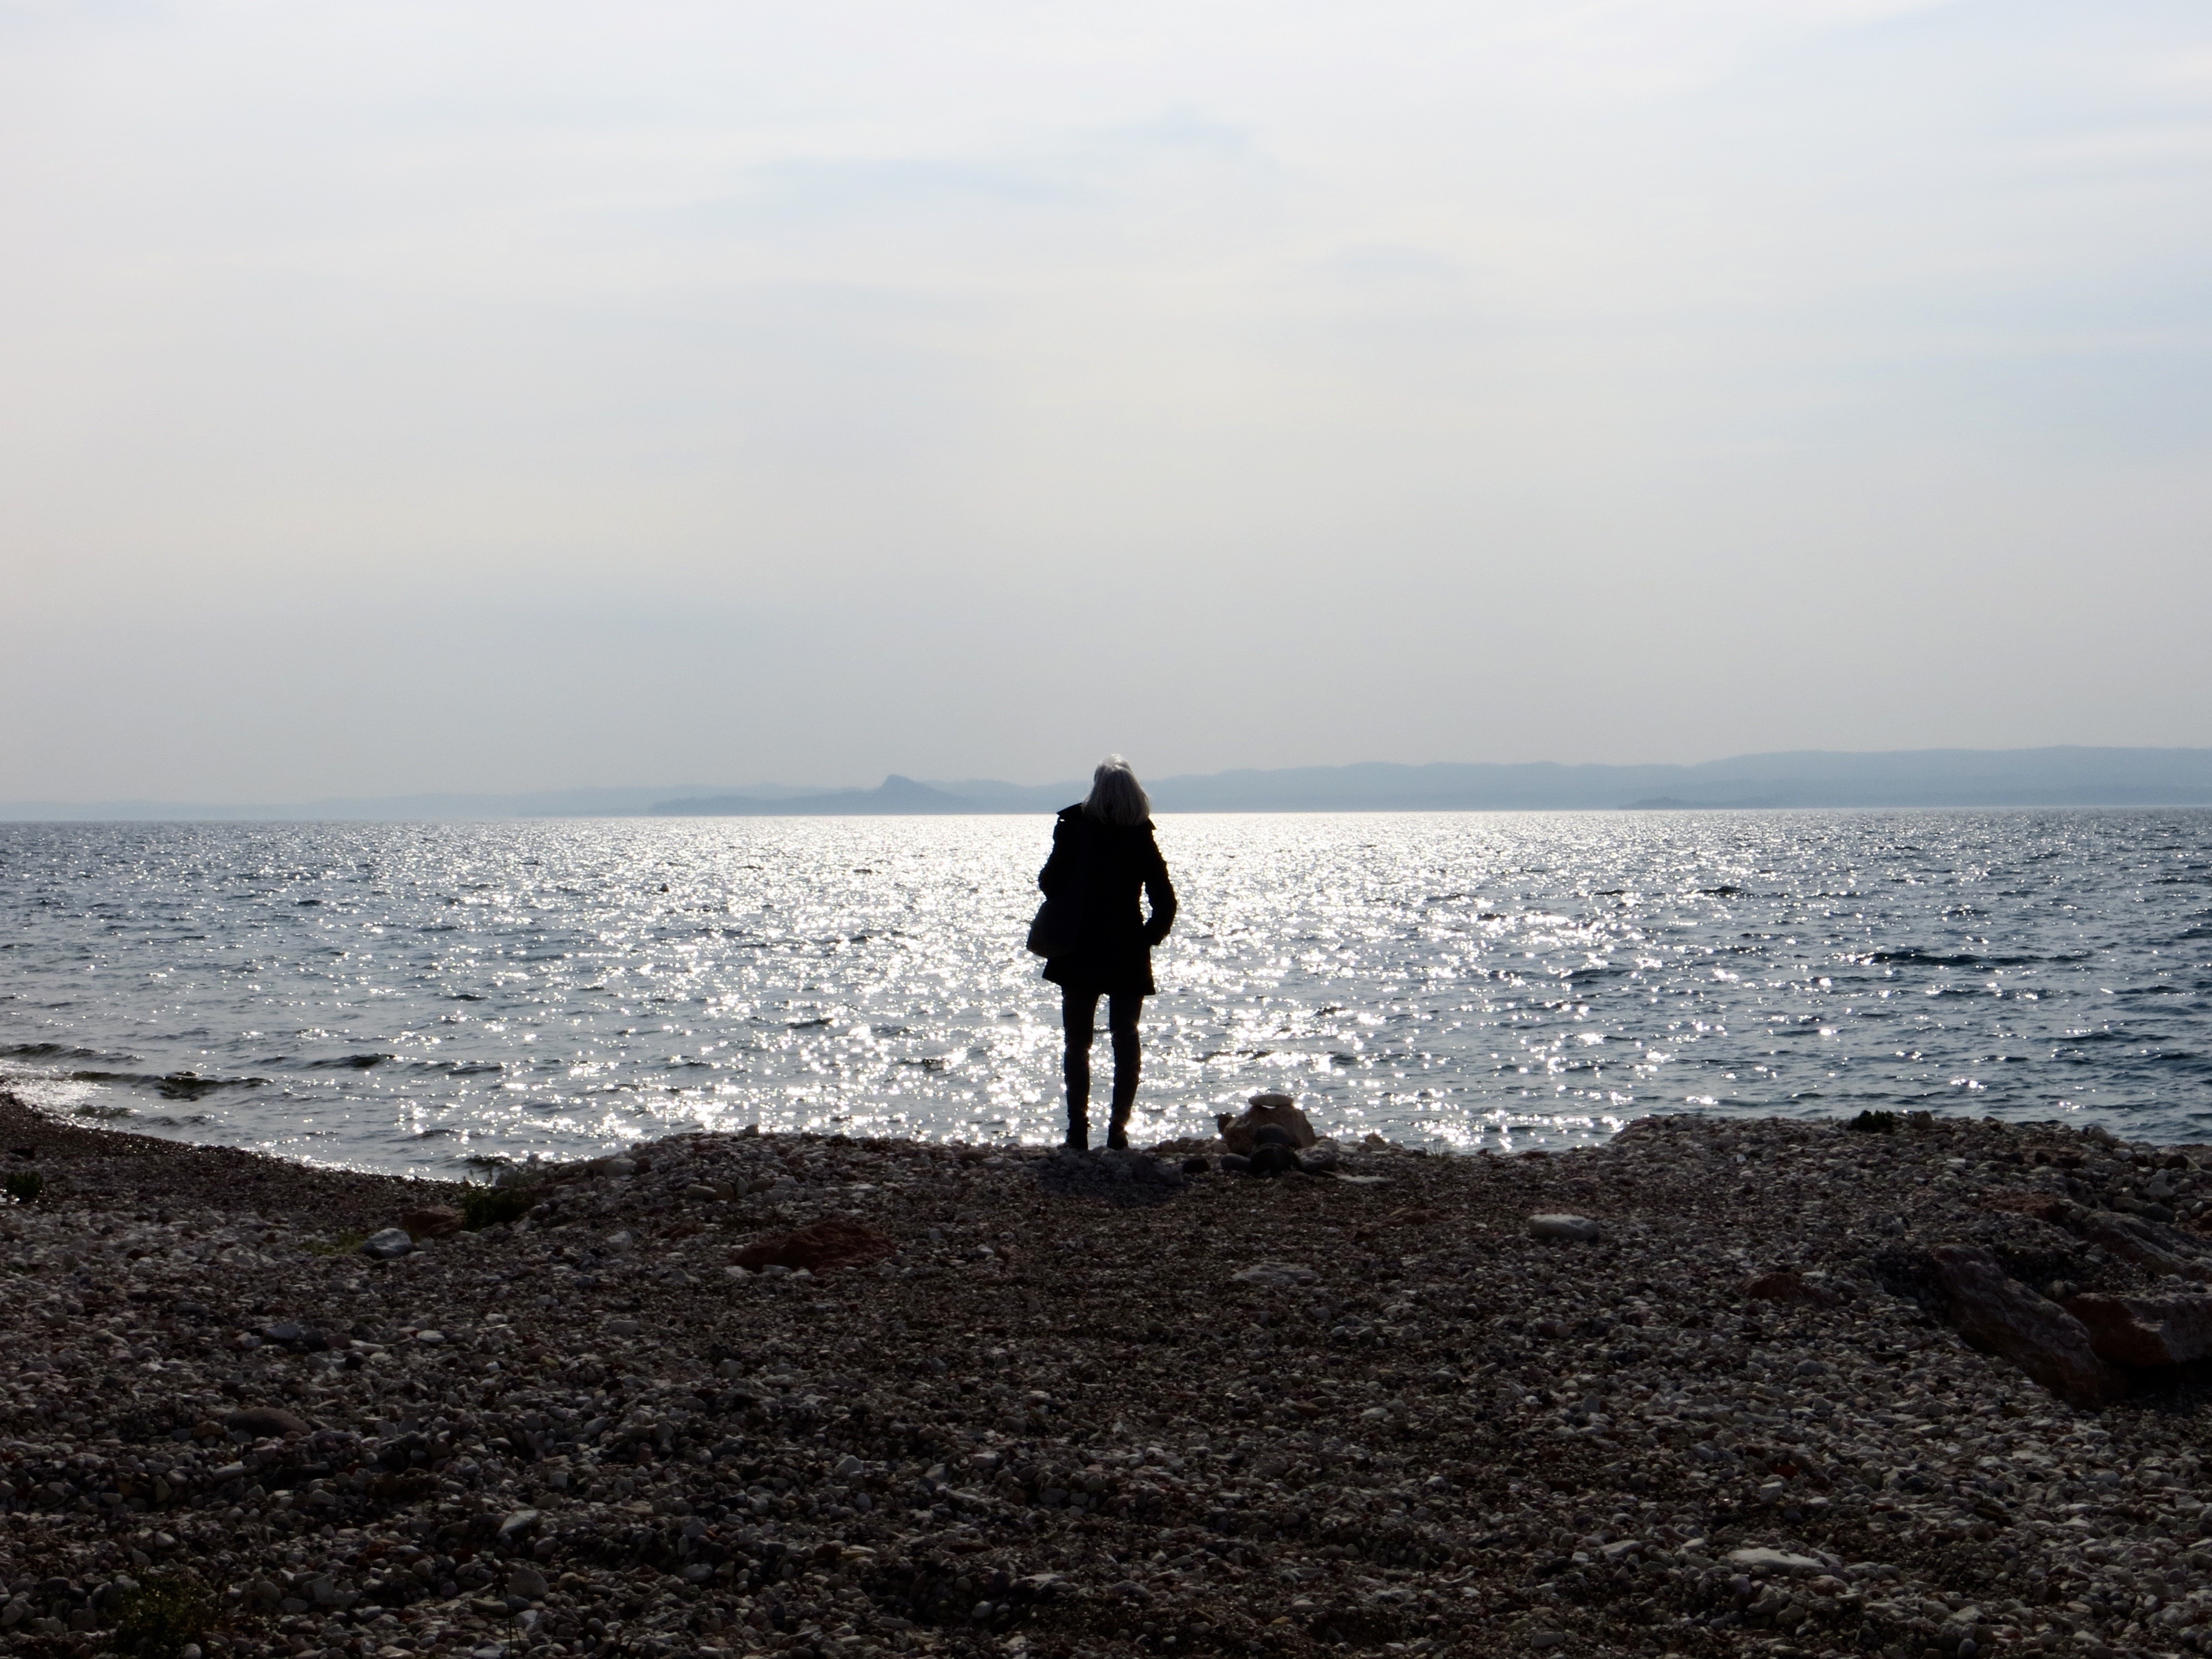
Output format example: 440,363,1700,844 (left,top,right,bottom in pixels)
7,1093,2212,1658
